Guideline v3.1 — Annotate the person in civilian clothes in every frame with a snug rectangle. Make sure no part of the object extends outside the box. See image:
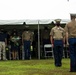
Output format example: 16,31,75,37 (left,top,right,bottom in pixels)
50,19,65,67
22,28,33,60
65,14,76,72
10,31,20,60
0,29,7,60
5,31,11,60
